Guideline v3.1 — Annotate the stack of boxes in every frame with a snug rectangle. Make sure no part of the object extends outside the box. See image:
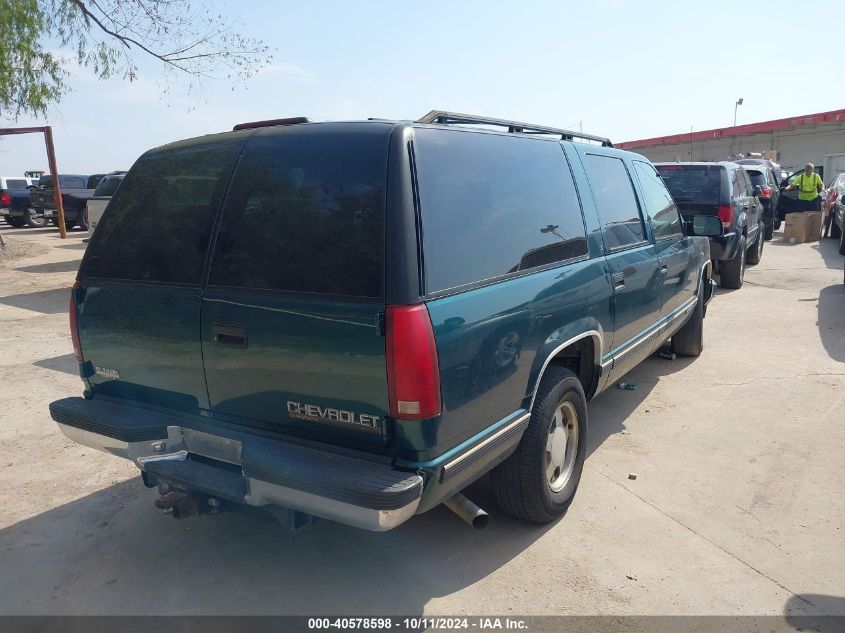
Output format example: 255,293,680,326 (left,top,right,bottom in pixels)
783,212,823,244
